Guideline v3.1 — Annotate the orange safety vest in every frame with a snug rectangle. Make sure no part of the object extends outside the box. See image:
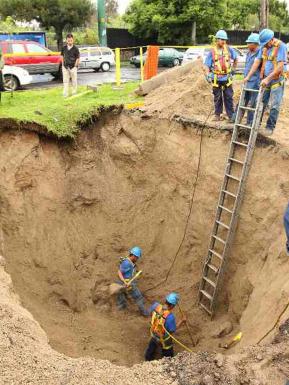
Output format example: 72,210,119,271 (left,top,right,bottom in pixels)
150,304,173,349
261,39,286,81
211,45,232,87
